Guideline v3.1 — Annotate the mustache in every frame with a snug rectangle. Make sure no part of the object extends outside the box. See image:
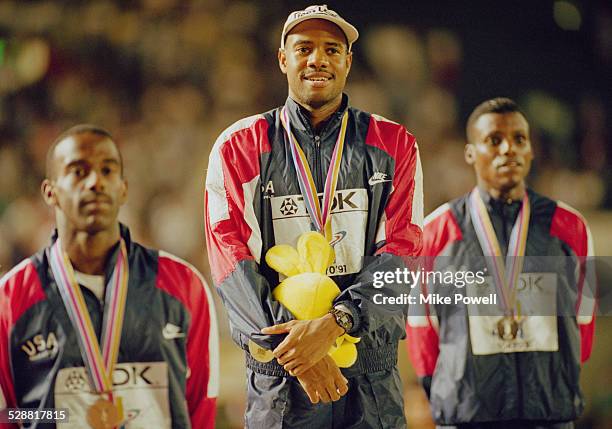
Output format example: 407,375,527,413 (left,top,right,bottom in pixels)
79,192,112,206
492,157,522,168
301,69,334,79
